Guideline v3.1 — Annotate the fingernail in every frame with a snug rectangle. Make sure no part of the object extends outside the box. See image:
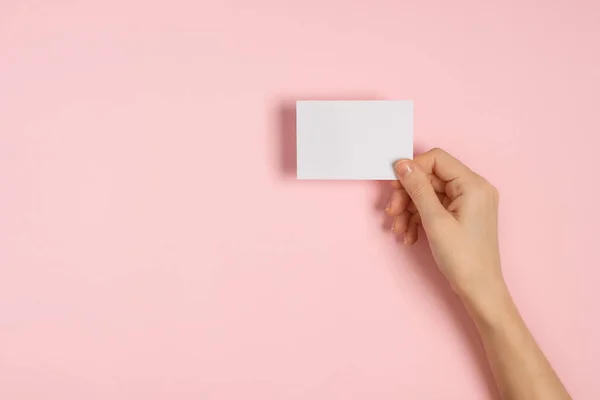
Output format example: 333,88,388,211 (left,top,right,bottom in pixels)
391,218,396,232
403,235,409,245
385,201,391,213
395,160,413,178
